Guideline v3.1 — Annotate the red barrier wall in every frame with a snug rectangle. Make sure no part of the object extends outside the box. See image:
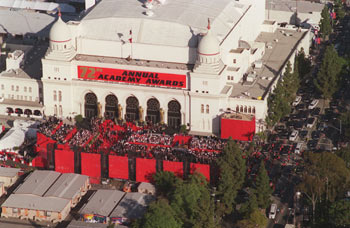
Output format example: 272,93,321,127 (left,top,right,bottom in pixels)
221,116,255,141
81,153,101,183
190,163,210,182
55,149,74,173
136,158,156,183
109,155,129,180
163,160,183,177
